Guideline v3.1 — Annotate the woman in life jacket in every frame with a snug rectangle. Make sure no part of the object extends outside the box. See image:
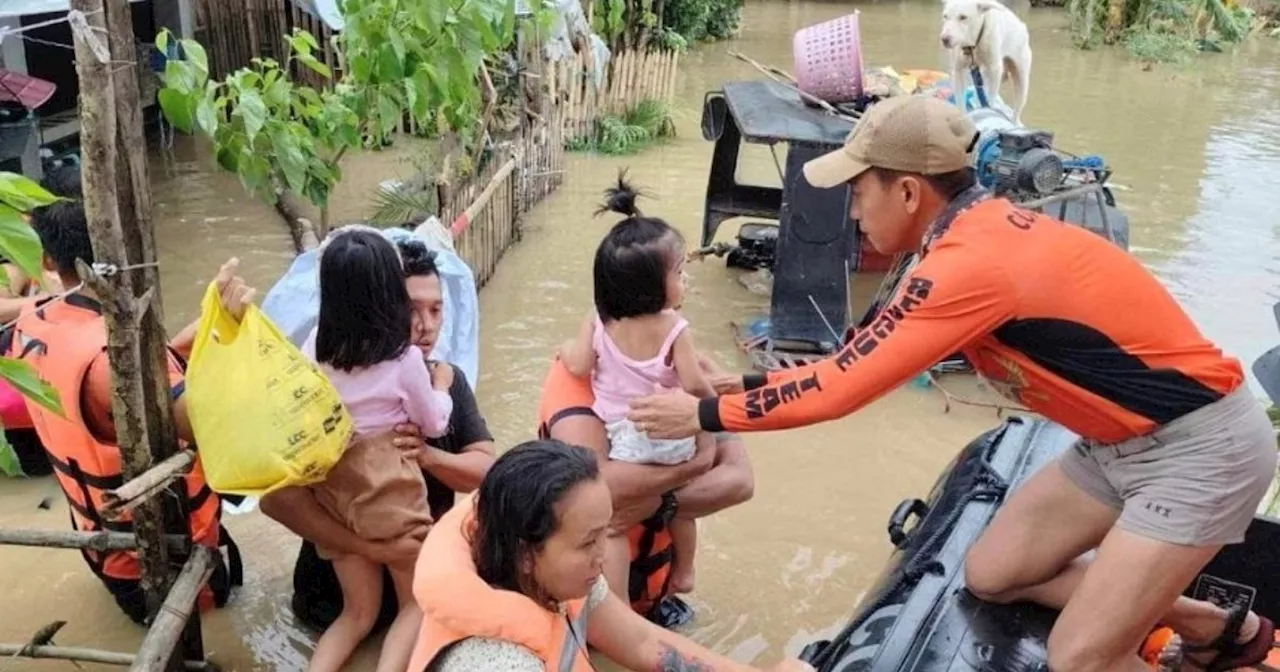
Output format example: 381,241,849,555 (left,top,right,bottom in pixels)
409,439,811,672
